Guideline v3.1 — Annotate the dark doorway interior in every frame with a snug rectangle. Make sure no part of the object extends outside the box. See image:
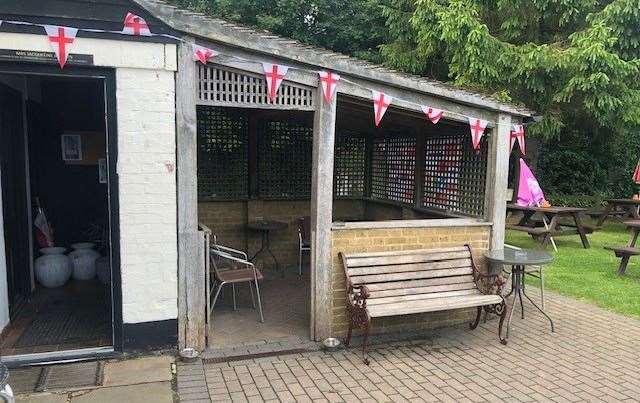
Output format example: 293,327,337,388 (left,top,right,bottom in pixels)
0,74,113,356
